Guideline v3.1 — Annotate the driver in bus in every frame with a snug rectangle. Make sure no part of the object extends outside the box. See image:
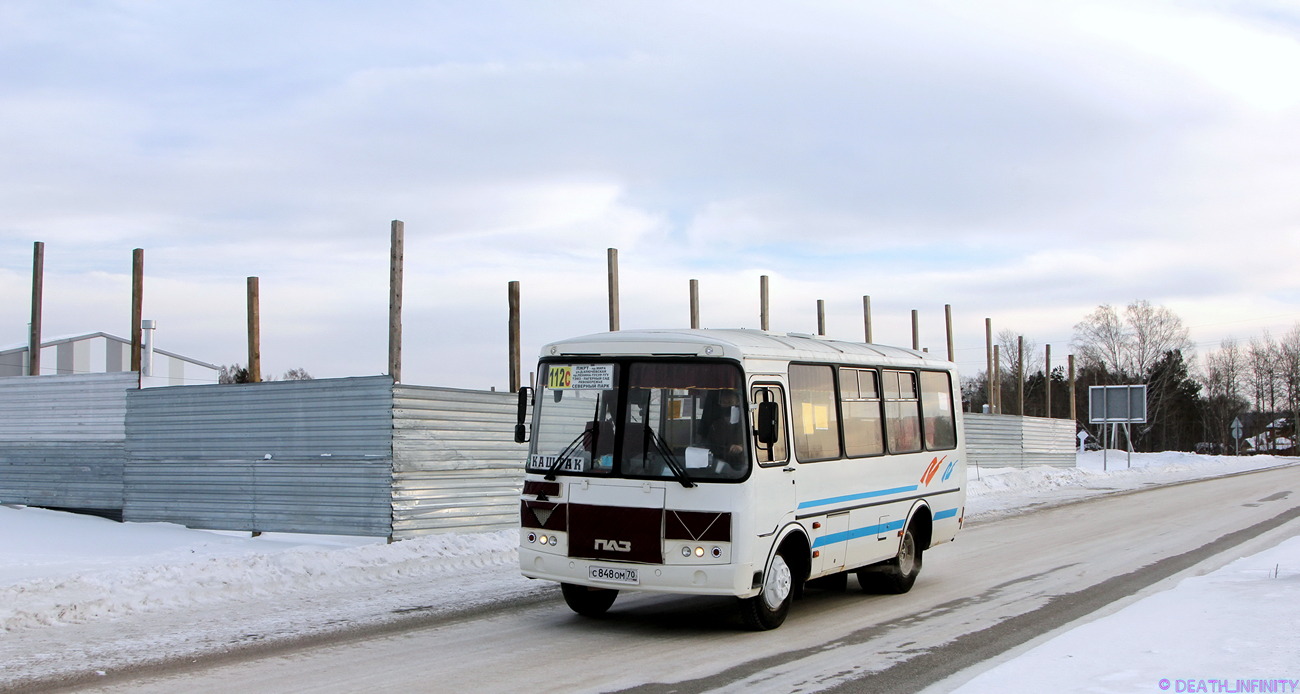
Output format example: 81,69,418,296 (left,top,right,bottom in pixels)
703,389,746,472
